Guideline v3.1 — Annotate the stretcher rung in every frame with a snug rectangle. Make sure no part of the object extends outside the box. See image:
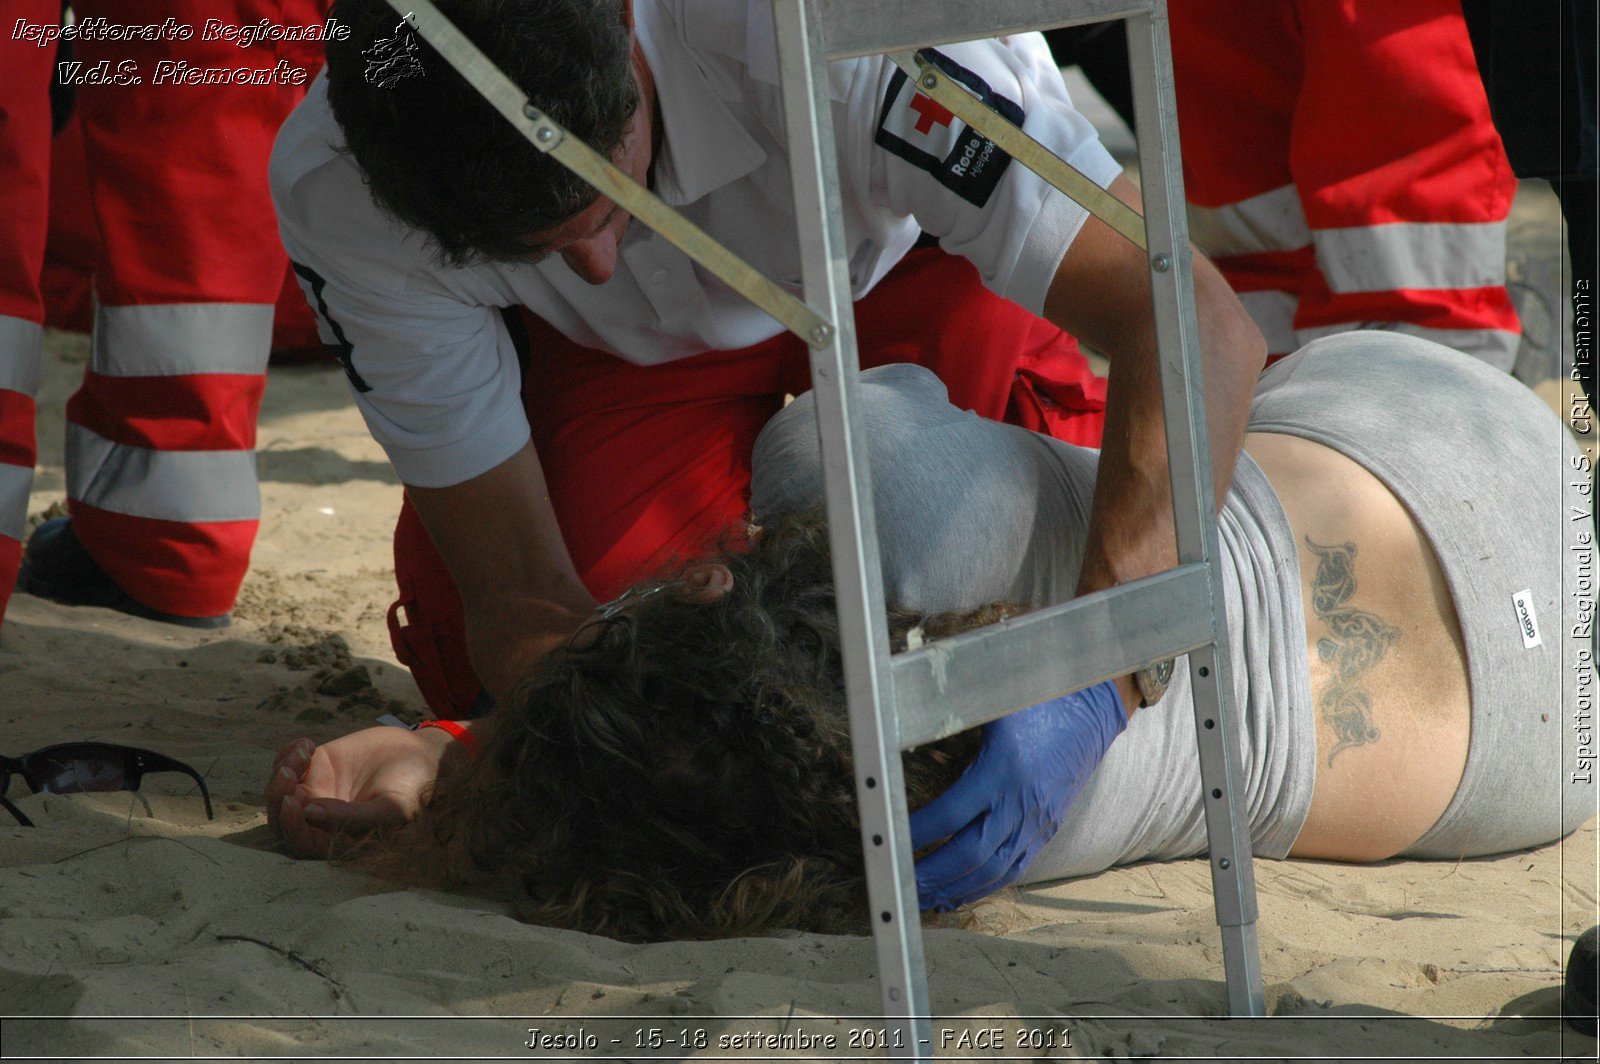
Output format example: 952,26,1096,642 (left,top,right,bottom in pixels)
819,0,1154,60
893,564,1213,749
784,0,1268,1033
